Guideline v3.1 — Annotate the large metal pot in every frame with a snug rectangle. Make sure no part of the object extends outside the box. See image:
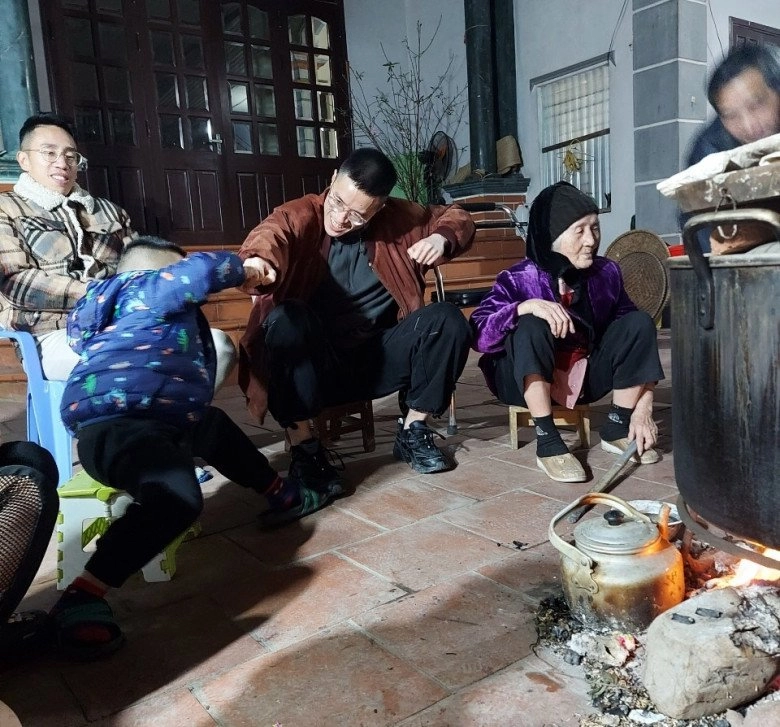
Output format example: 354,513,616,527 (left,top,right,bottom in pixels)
671,208,780,549
549,493,684,630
